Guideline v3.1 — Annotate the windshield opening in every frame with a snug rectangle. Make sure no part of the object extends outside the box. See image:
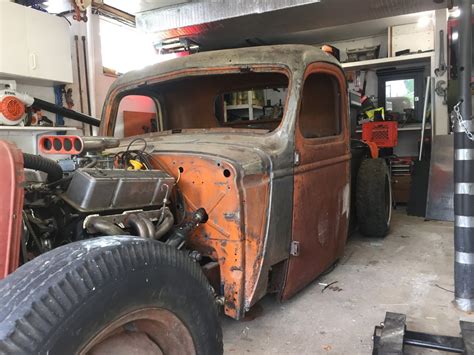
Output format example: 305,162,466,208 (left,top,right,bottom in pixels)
113,71,289,137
